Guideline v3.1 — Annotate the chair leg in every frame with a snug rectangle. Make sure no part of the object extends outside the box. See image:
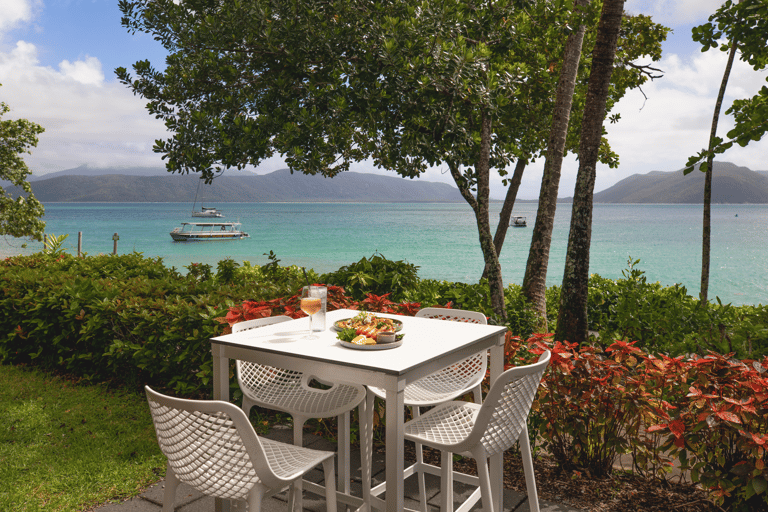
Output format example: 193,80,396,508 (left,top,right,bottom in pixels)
246,484,266,512
412,406,427,512
440,450,454,512
337,411,351,496
519,428,540,512
475,456,495,512
472,384,483,405
162,462,179,512
293,415,308,512
241,396,255,418
322,457,338,512
362,393,374,511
